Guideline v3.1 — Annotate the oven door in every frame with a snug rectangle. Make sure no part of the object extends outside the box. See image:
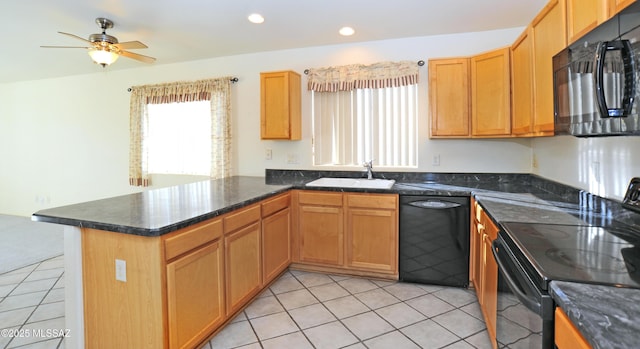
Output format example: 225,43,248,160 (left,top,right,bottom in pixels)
492,235,554,349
